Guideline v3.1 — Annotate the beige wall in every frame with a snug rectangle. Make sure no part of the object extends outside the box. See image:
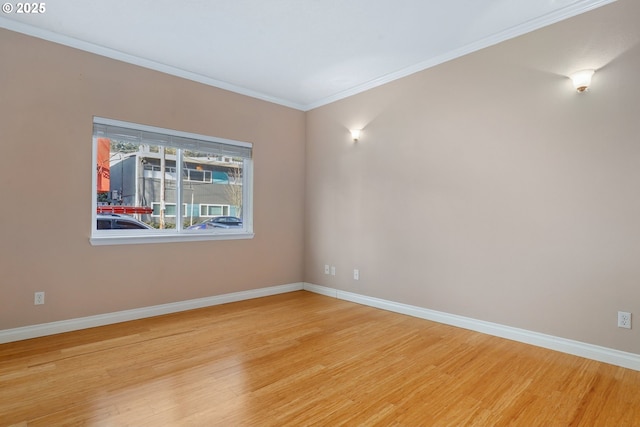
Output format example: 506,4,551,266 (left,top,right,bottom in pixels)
0,30,306,329
305,0,640,354
2,0,640,356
